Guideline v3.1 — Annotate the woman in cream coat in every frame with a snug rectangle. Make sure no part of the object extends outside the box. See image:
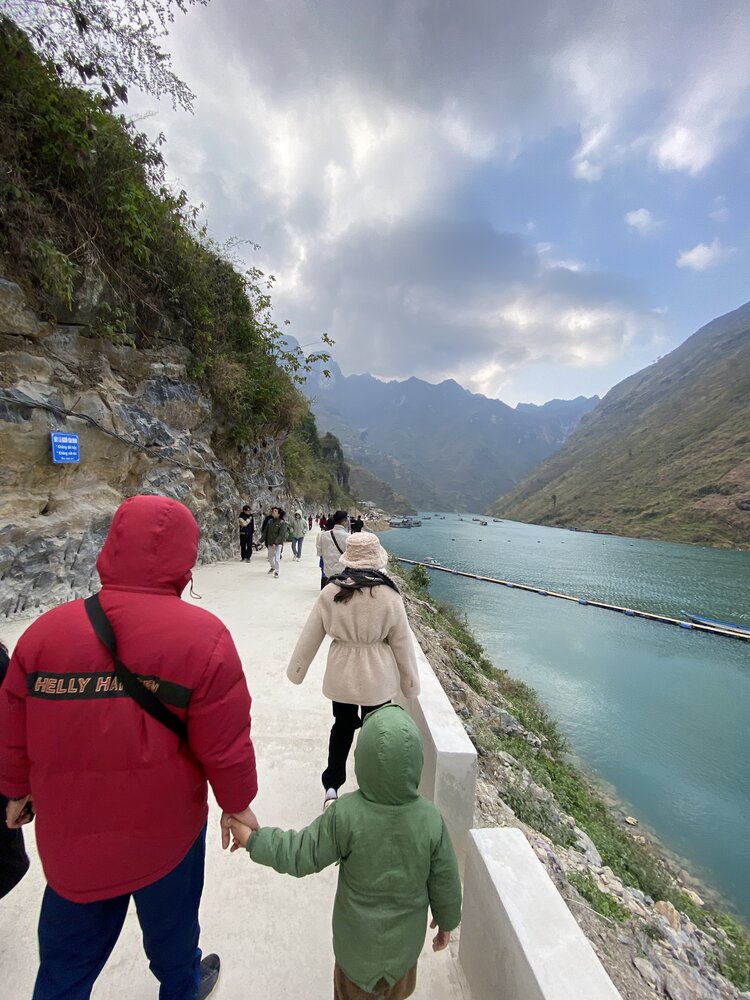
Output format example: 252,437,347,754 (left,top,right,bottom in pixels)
286,532,420,807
